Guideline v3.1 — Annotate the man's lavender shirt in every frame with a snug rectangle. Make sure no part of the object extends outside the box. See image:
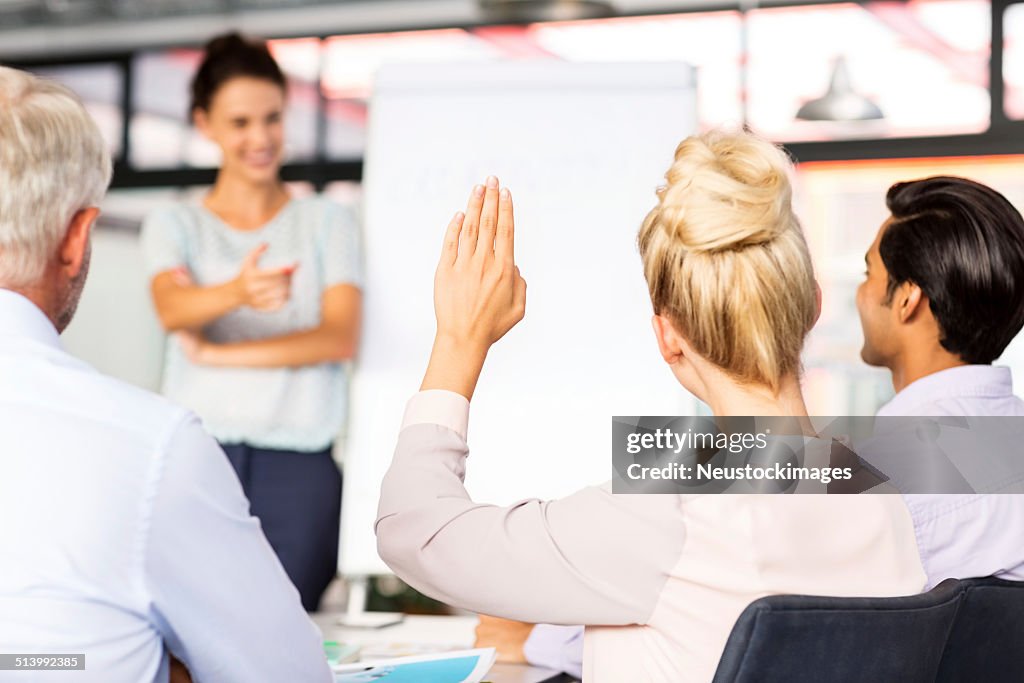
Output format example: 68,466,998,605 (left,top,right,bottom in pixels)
525,364,1024,677
877,365,1024,588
